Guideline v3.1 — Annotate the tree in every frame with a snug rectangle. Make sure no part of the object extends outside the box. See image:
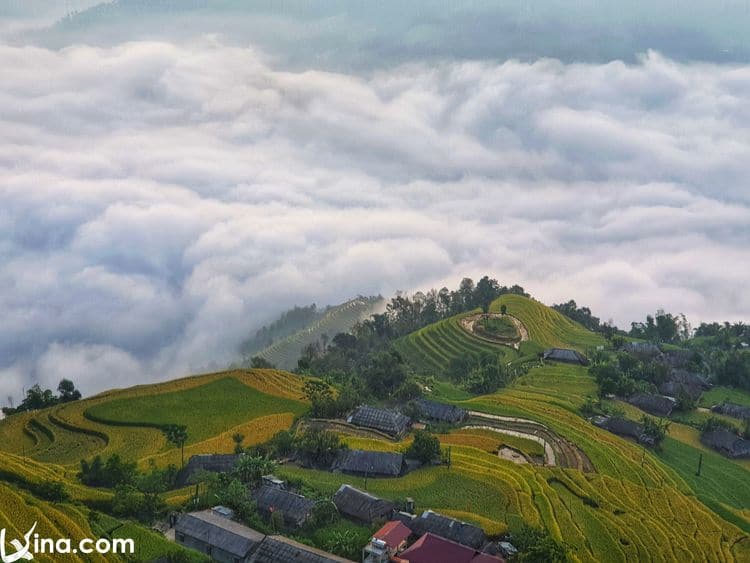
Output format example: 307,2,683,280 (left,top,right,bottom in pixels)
303,379,335,417
361,349,407,398
162,425,189,468
295,427,346,467
405,430,441,464
250,356,275,369
57,379,82,402
234,454,276,486
269,430,295,457
232,432,245,454
511,524,568,562
641,416,670,448
500,304,508,315
475,276,500,313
